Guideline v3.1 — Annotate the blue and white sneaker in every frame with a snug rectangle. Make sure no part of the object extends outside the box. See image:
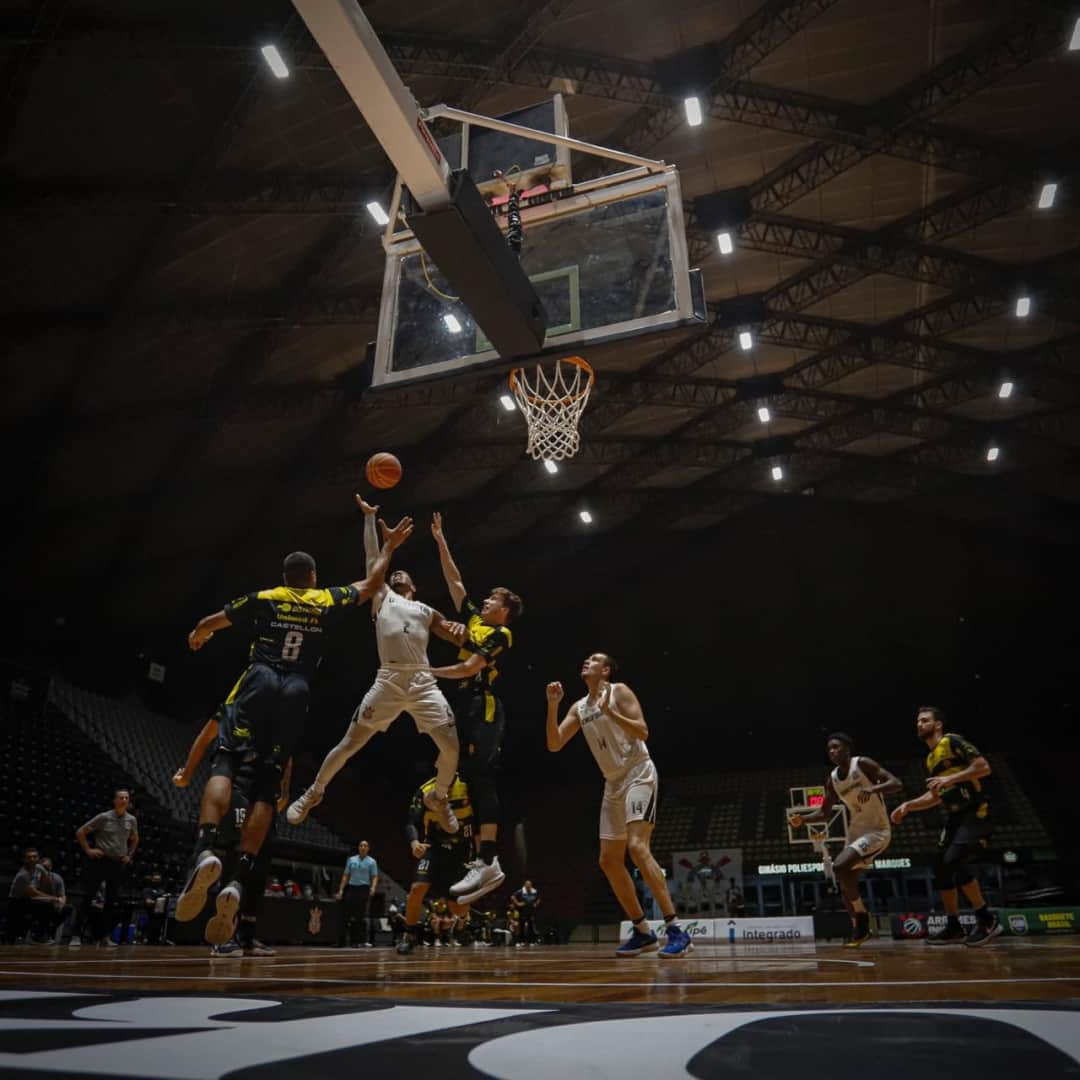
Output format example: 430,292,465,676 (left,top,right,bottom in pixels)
659,924,694,959
615,927,659,957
